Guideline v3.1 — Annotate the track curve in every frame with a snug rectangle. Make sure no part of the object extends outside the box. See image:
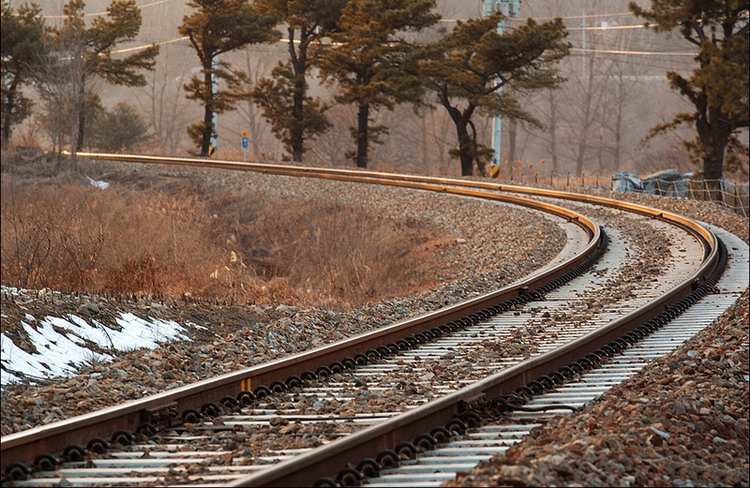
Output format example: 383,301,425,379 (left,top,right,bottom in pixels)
1,152,730,487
